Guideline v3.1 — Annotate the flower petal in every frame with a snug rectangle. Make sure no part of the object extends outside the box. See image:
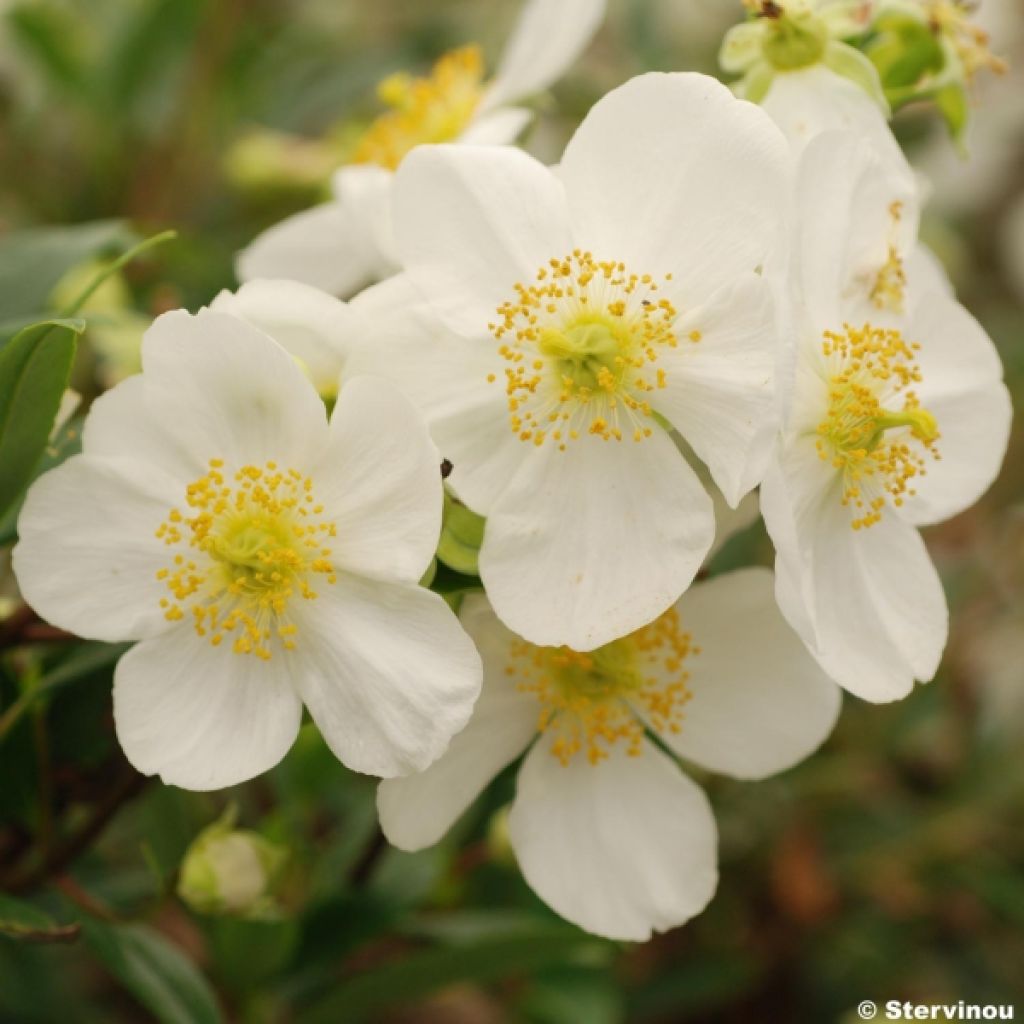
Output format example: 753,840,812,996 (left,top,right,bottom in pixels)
331,165,398,270
761,448,948,702
291,576,482,778
392,144,572,337
654,275,779,506
762,66,906,165
114,624,303,790
211,279,364,396
900,291,1012,526
559,72,790,309
795,130,918,324
508,738,718,942
377,594,538,850
312,376,443,585
482,0,606,111
647,568,841,779
83,373,203,482
348,275,523,515
480,429,714,651
460,107,533,146
13,455,180,642
236,201,382,297
140,309,328,471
